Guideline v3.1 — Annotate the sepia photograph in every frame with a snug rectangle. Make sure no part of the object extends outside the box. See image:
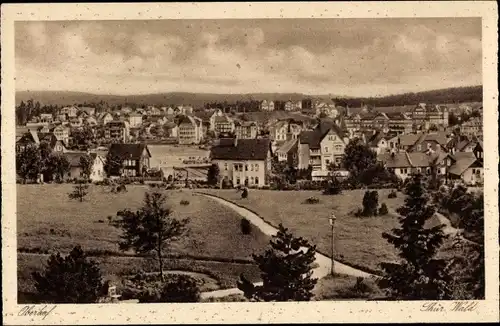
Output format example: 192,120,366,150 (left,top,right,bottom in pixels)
2,2,499,324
